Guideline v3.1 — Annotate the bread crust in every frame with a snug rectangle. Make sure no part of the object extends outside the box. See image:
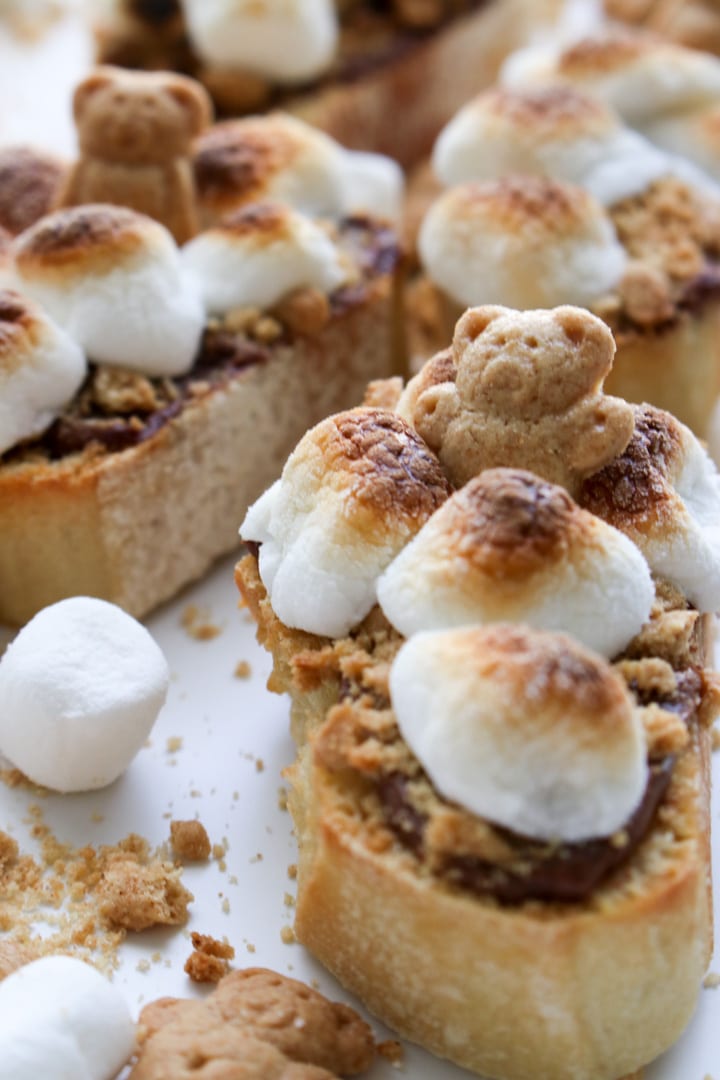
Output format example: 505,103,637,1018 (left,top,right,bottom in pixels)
0,282,396,626
235,554,715,1079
